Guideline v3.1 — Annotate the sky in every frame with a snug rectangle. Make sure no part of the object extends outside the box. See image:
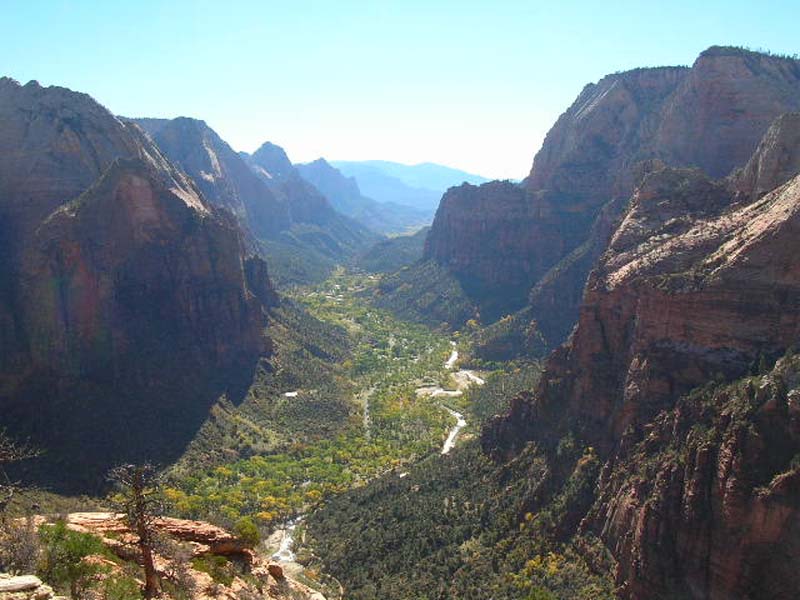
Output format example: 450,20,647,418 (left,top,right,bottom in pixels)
2,1,798,180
